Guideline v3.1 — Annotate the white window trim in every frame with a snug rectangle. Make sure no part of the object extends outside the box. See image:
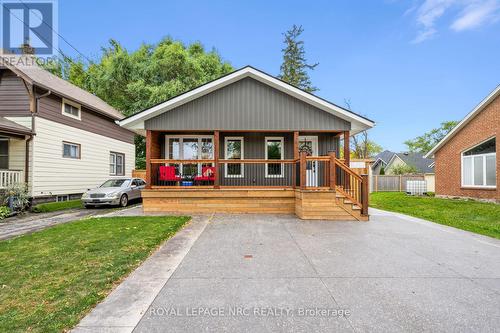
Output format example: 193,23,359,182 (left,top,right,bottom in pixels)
224,136,244,178
265,136,284,178
110,152,125,176
61,98,82,120
164,135,214,176
461,138,496,189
